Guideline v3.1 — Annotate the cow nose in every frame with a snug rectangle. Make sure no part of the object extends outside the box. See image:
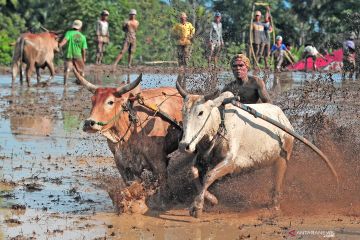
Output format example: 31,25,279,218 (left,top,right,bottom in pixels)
83,119,96,131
